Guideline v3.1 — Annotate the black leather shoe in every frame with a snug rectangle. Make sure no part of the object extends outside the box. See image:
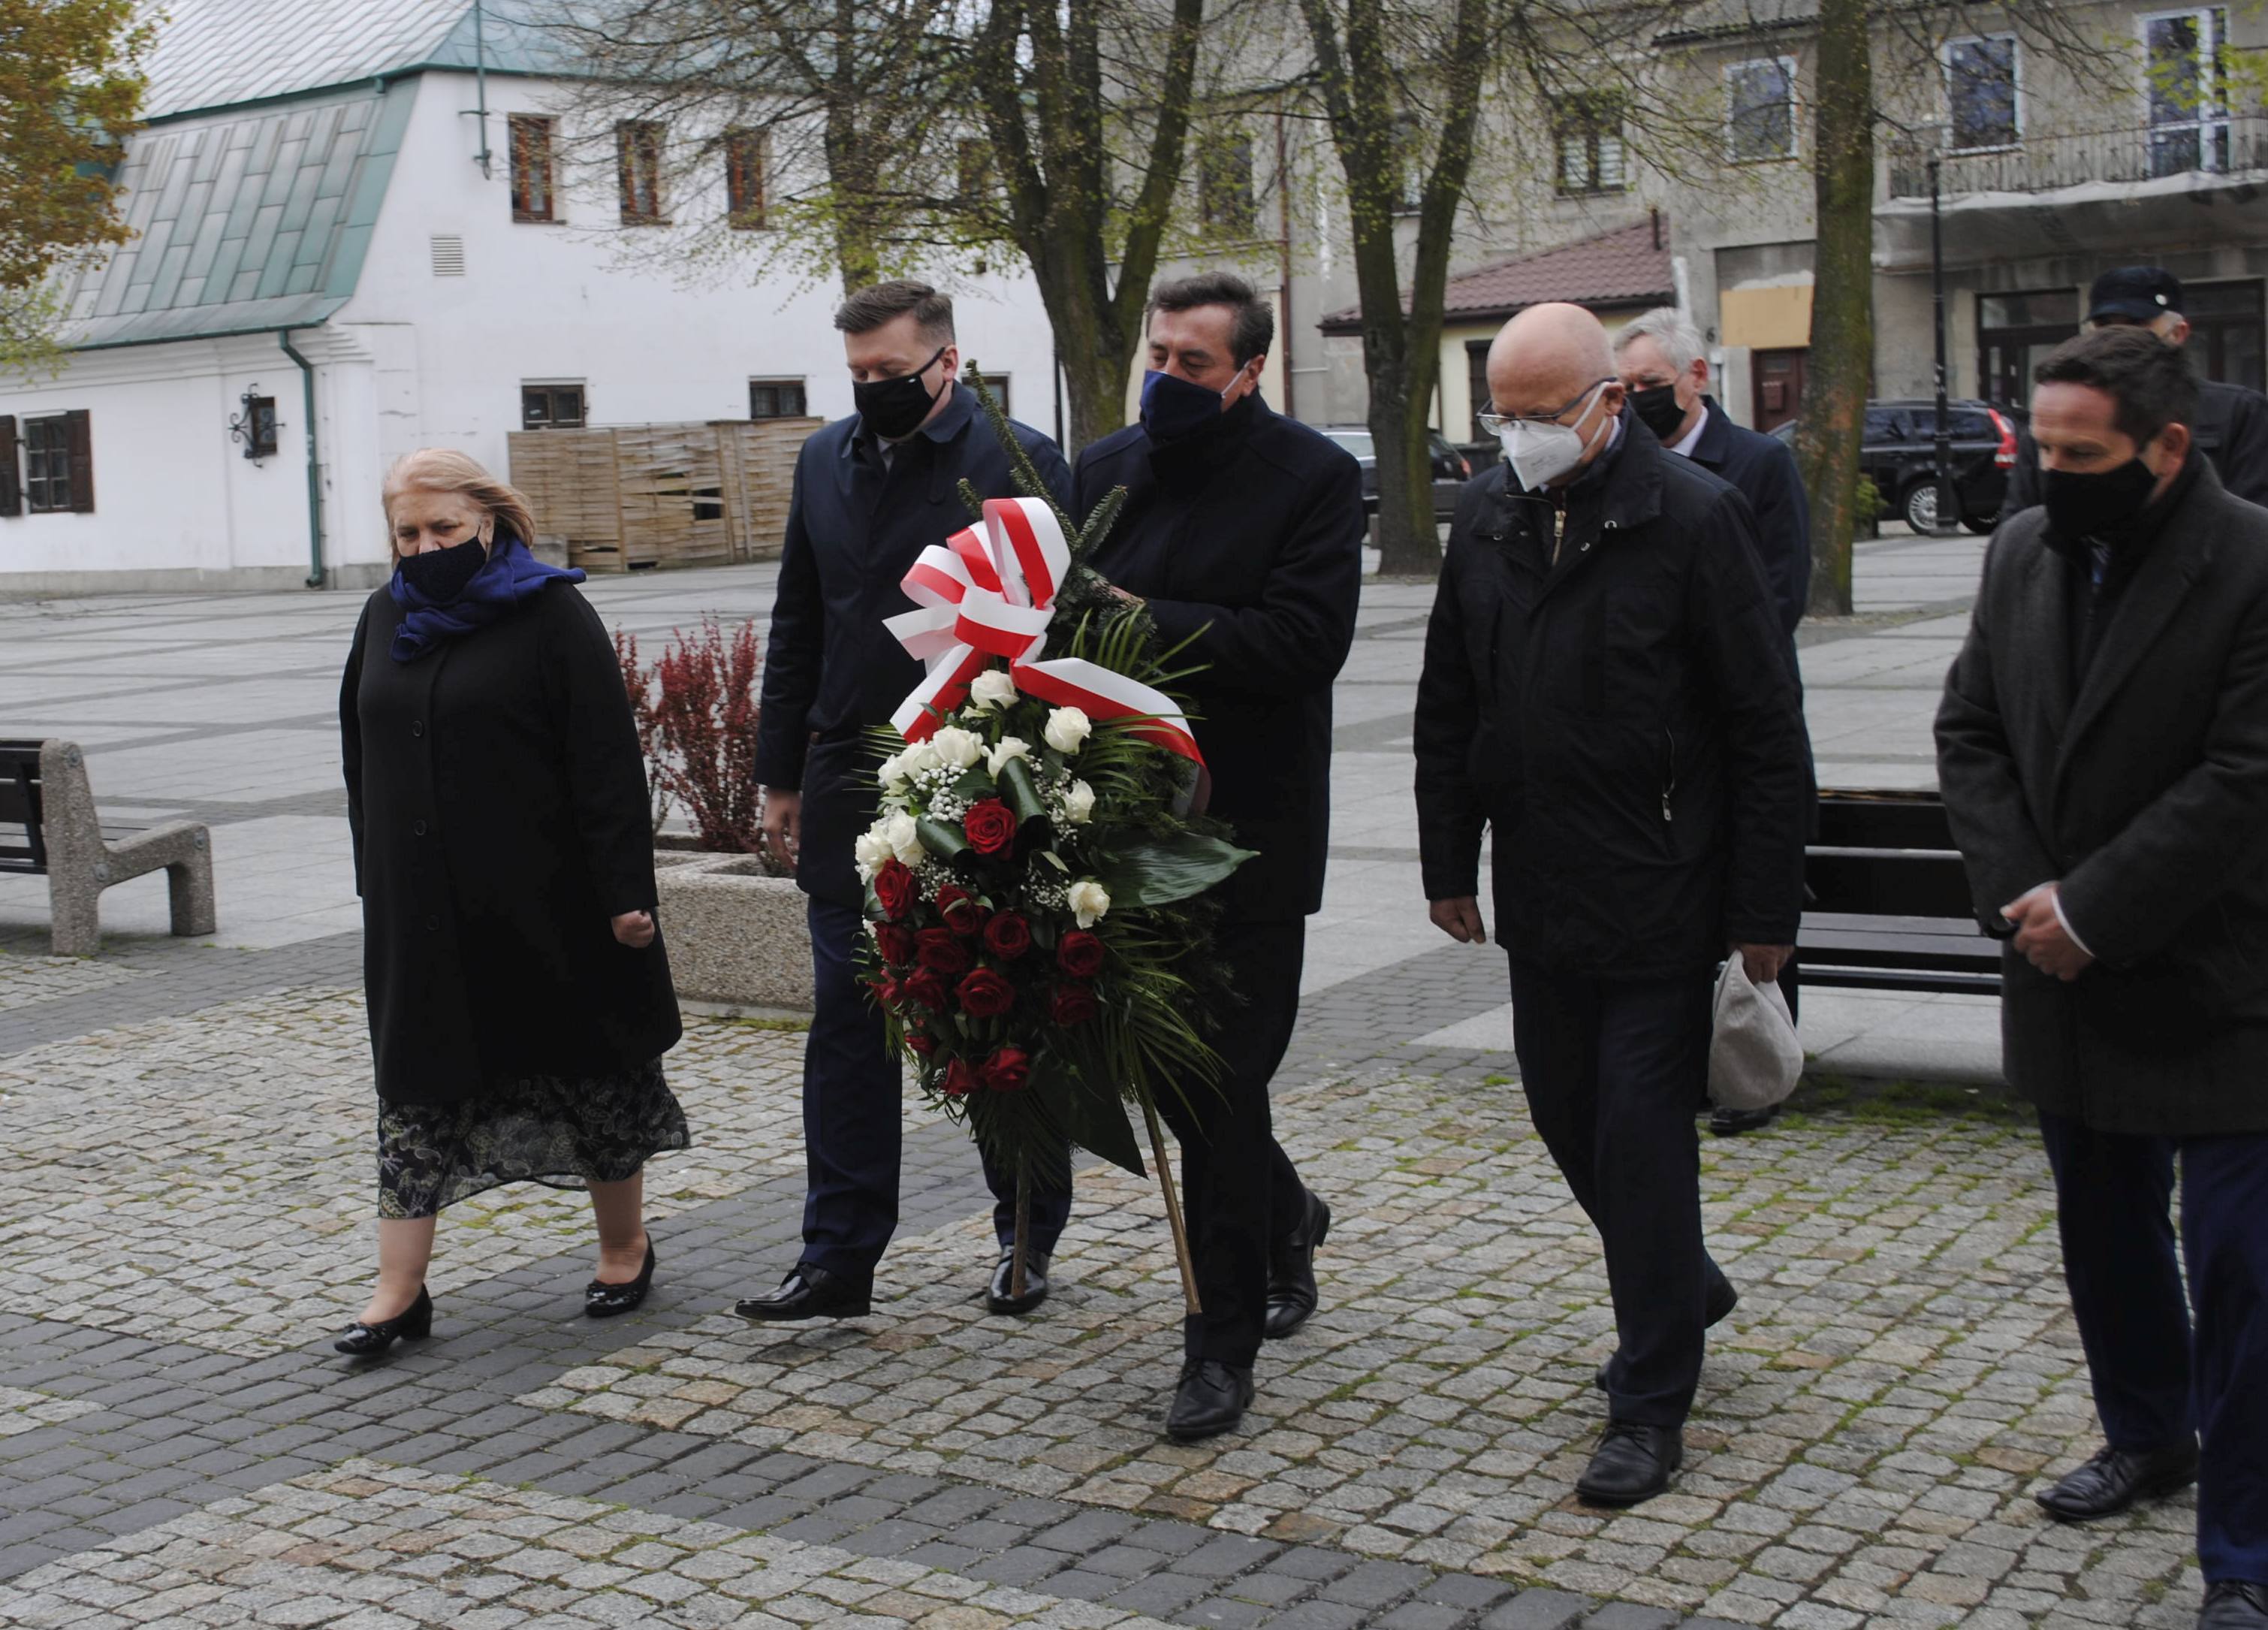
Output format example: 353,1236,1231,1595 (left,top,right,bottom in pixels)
1709,1103,1781,1136
734,1263,872,1322
2200,1581,2268,1628
1597,1273,1739,1390
2035,1441,2200,1521
586,1237,656,1318
335,1286,432,1356
1166,1360,1255,1441
1262,1191,1331,1340
1575,1420,1682,1506
985,1246,1051,1315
